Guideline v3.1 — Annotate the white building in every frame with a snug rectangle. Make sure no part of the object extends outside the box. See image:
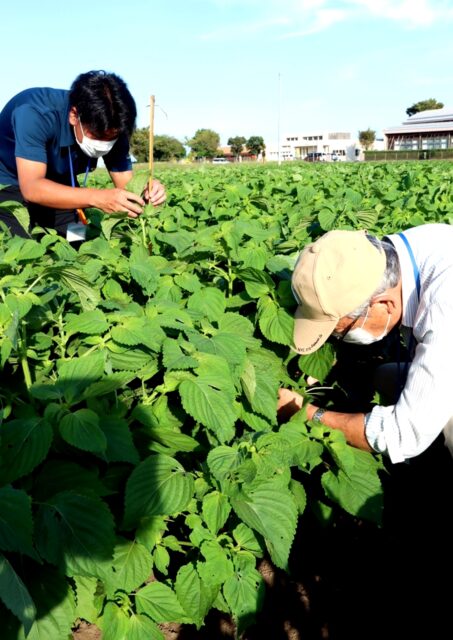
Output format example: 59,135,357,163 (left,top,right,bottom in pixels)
266,130,384,162
384,107,453,151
